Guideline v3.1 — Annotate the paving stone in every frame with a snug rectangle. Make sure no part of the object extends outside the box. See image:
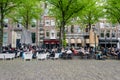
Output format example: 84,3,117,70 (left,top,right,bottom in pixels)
0,59,120,80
